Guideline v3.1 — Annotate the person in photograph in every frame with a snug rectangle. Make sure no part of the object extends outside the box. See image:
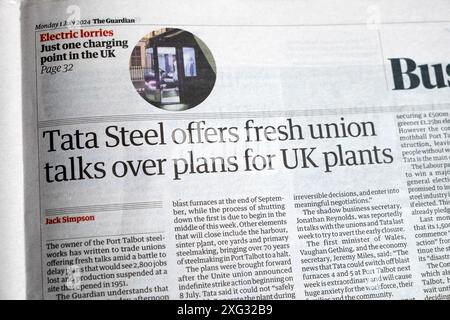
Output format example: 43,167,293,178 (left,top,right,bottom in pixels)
172,59,178,81
186,57,196,76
